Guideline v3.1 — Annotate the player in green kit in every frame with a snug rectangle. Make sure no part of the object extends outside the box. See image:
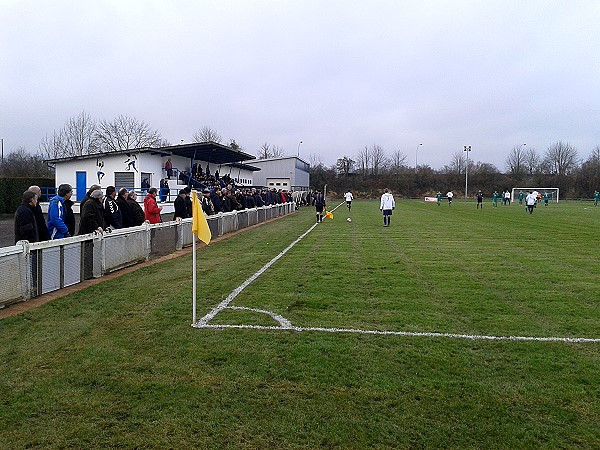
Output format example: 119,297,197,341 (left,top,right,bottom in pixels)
544,192,550,206
518,190,525,205
594,190,599,207
436,191,443,206
492,191,499,207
